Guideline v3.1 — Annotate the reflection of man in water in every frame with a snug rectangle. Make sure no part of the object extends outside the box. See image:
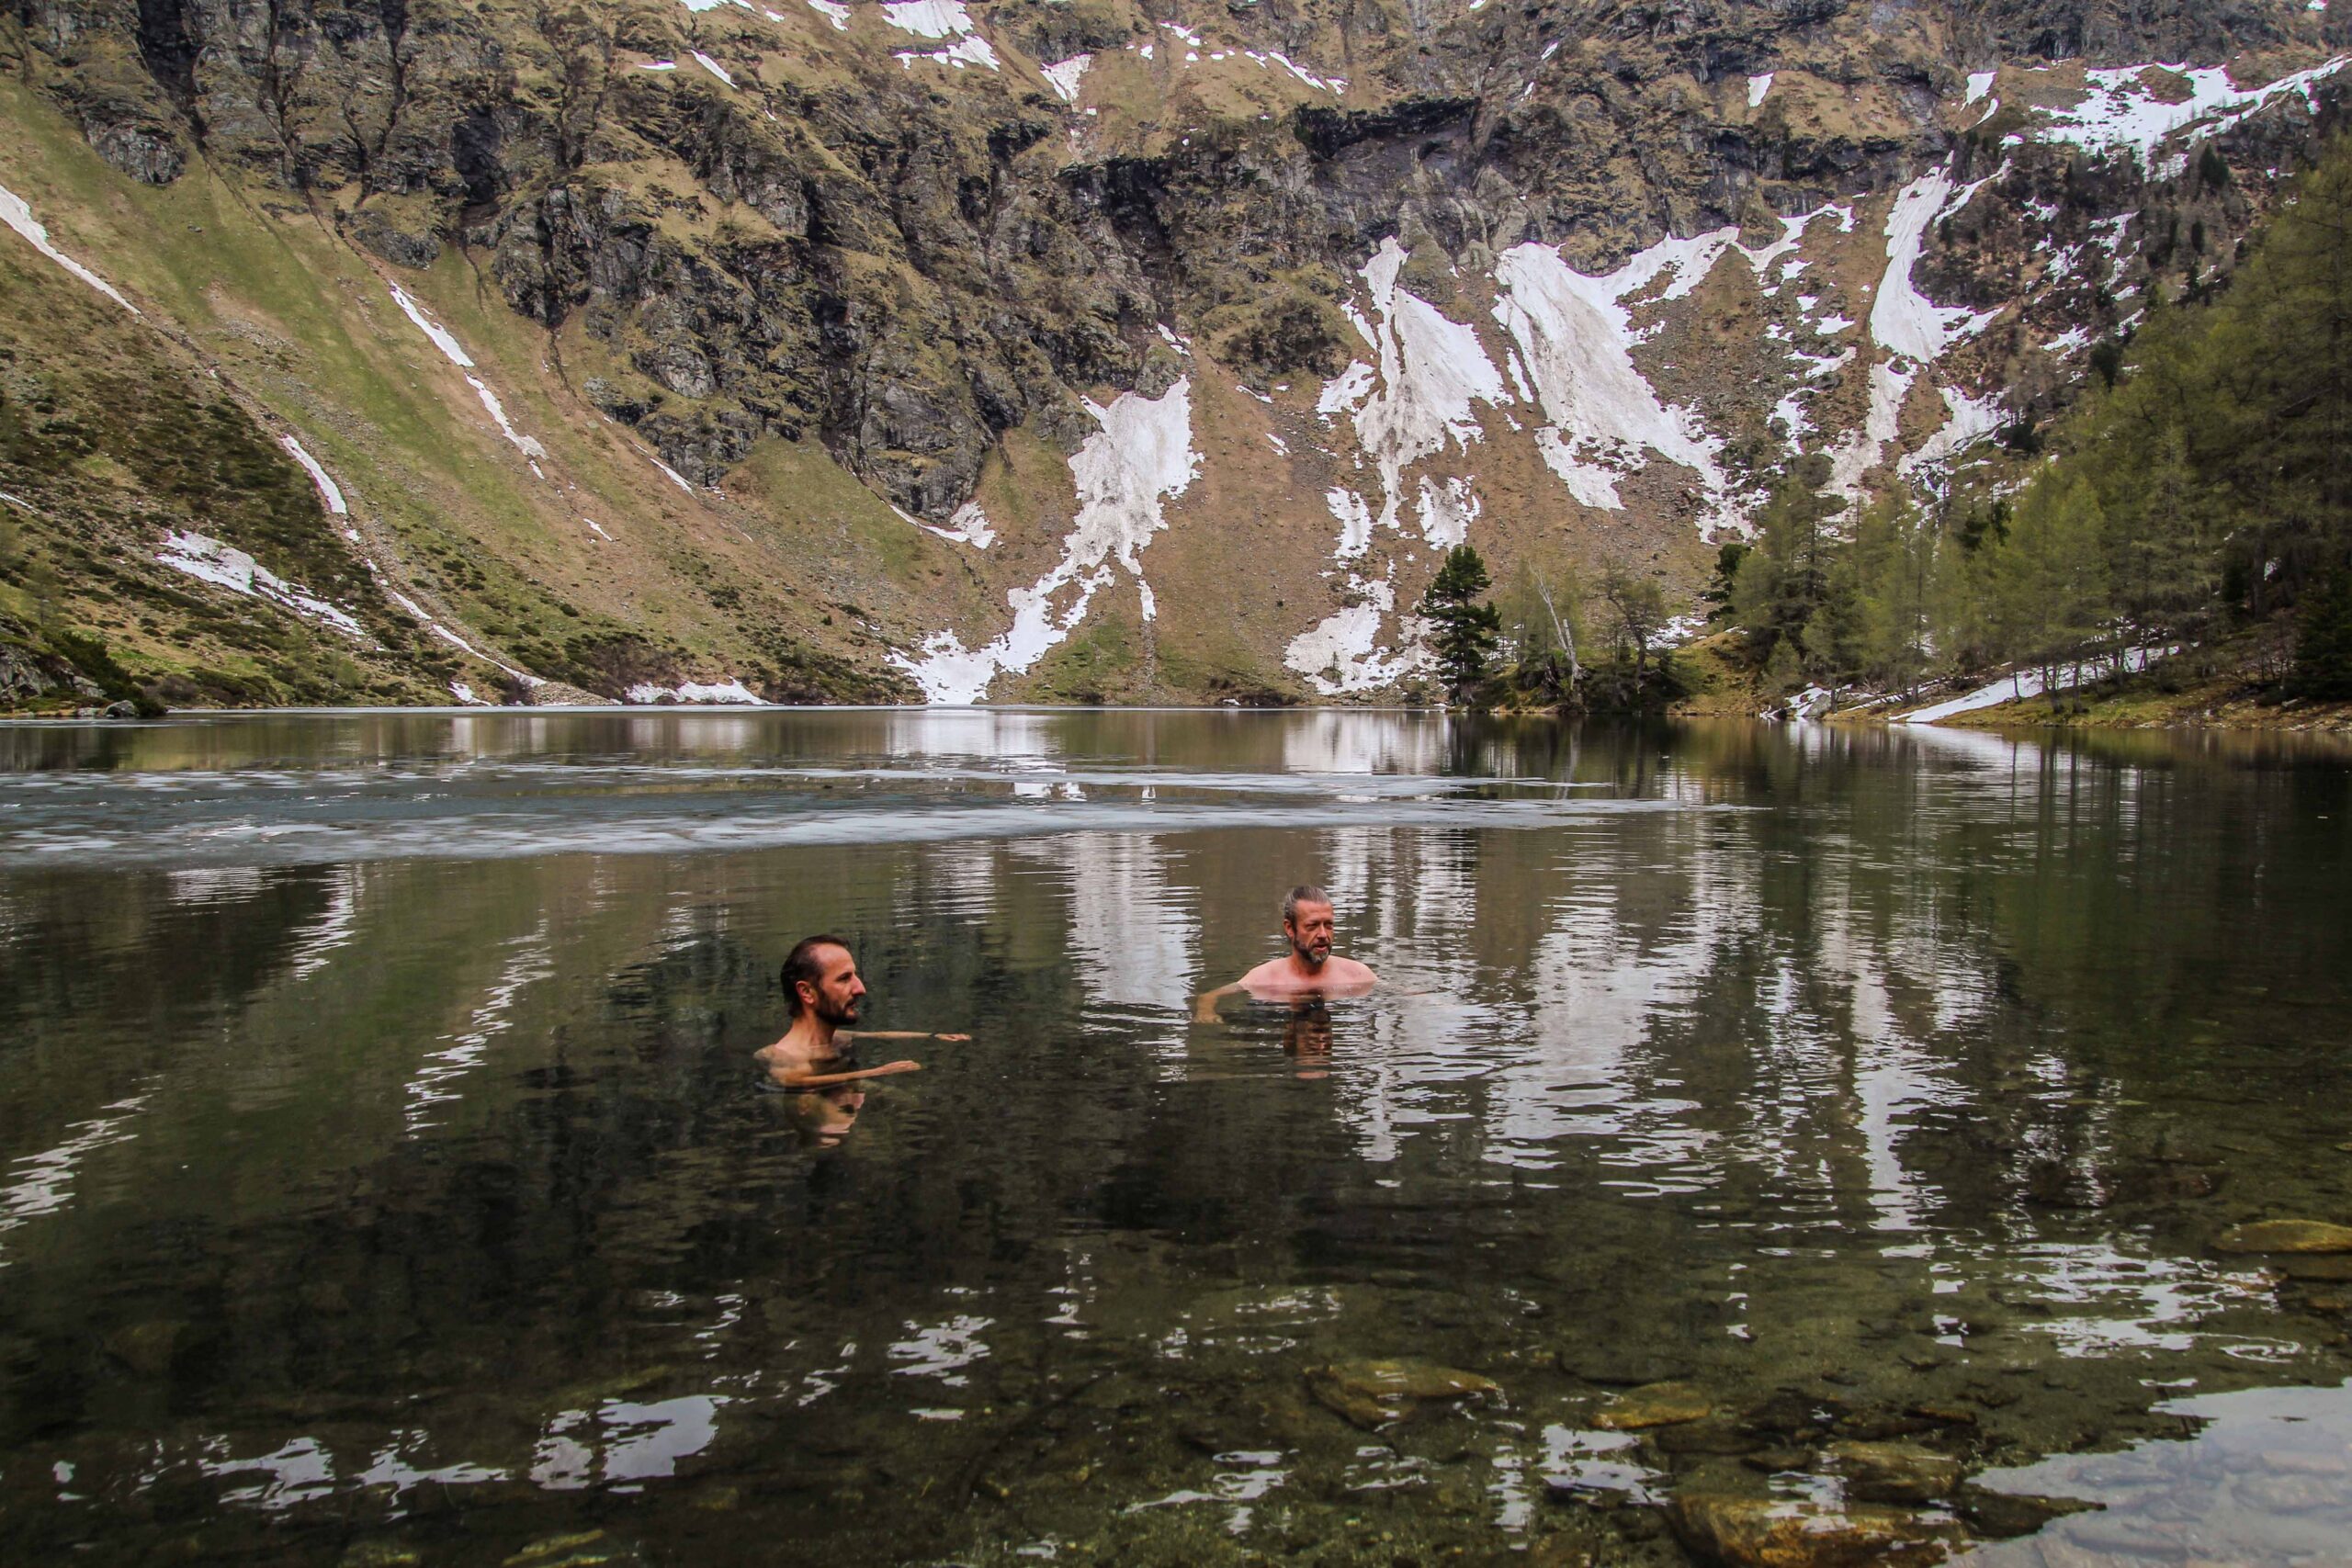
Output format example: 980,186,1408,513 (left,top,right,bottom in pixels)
790,1085,867,1148
755,934,969,1089
1193,885,1379,1022
1283,999,1335,1079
